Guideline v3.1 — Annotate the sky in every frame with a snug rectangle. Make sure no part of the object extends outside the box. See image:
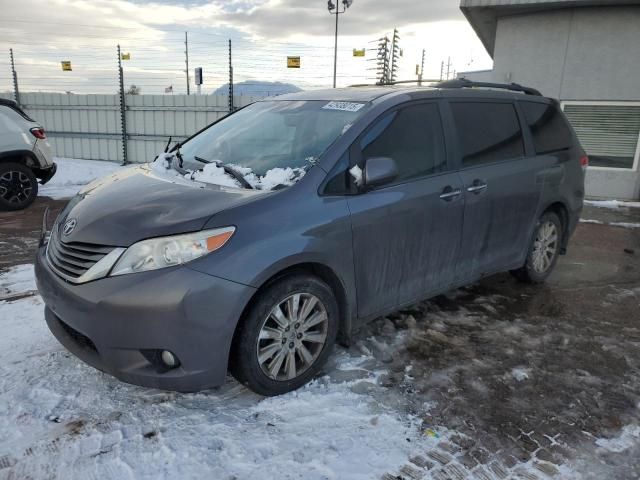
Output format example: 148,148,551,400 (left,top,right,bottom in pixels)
0,0,493,95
